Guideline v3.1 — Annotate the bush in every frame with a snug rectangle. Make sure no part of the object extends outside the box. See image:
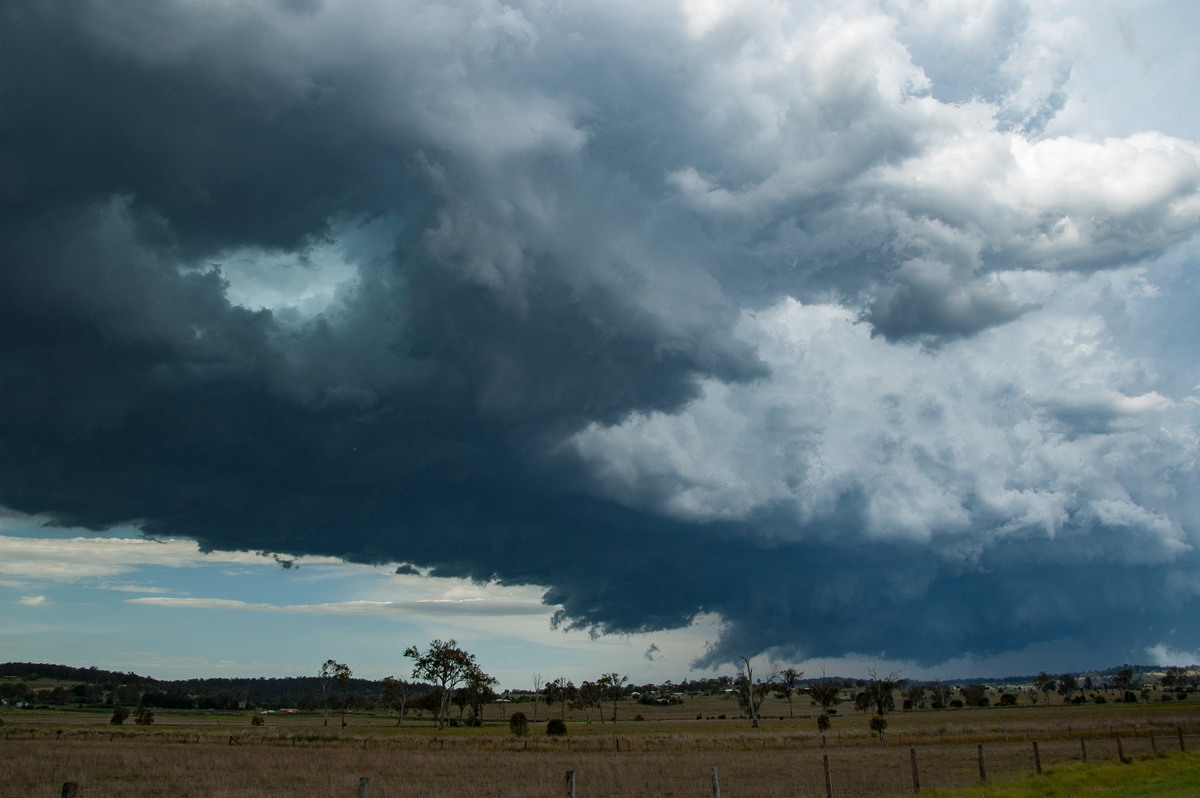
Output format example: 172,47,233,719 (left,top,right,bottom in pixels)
251,715,265,726
509,712,529,737
949,700,964,709
999,693,1018,706
135,707,155,725
1094,695,1107,704
634,714,645,721
109,706,129,725
817,714,831,732
546,718,567,736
